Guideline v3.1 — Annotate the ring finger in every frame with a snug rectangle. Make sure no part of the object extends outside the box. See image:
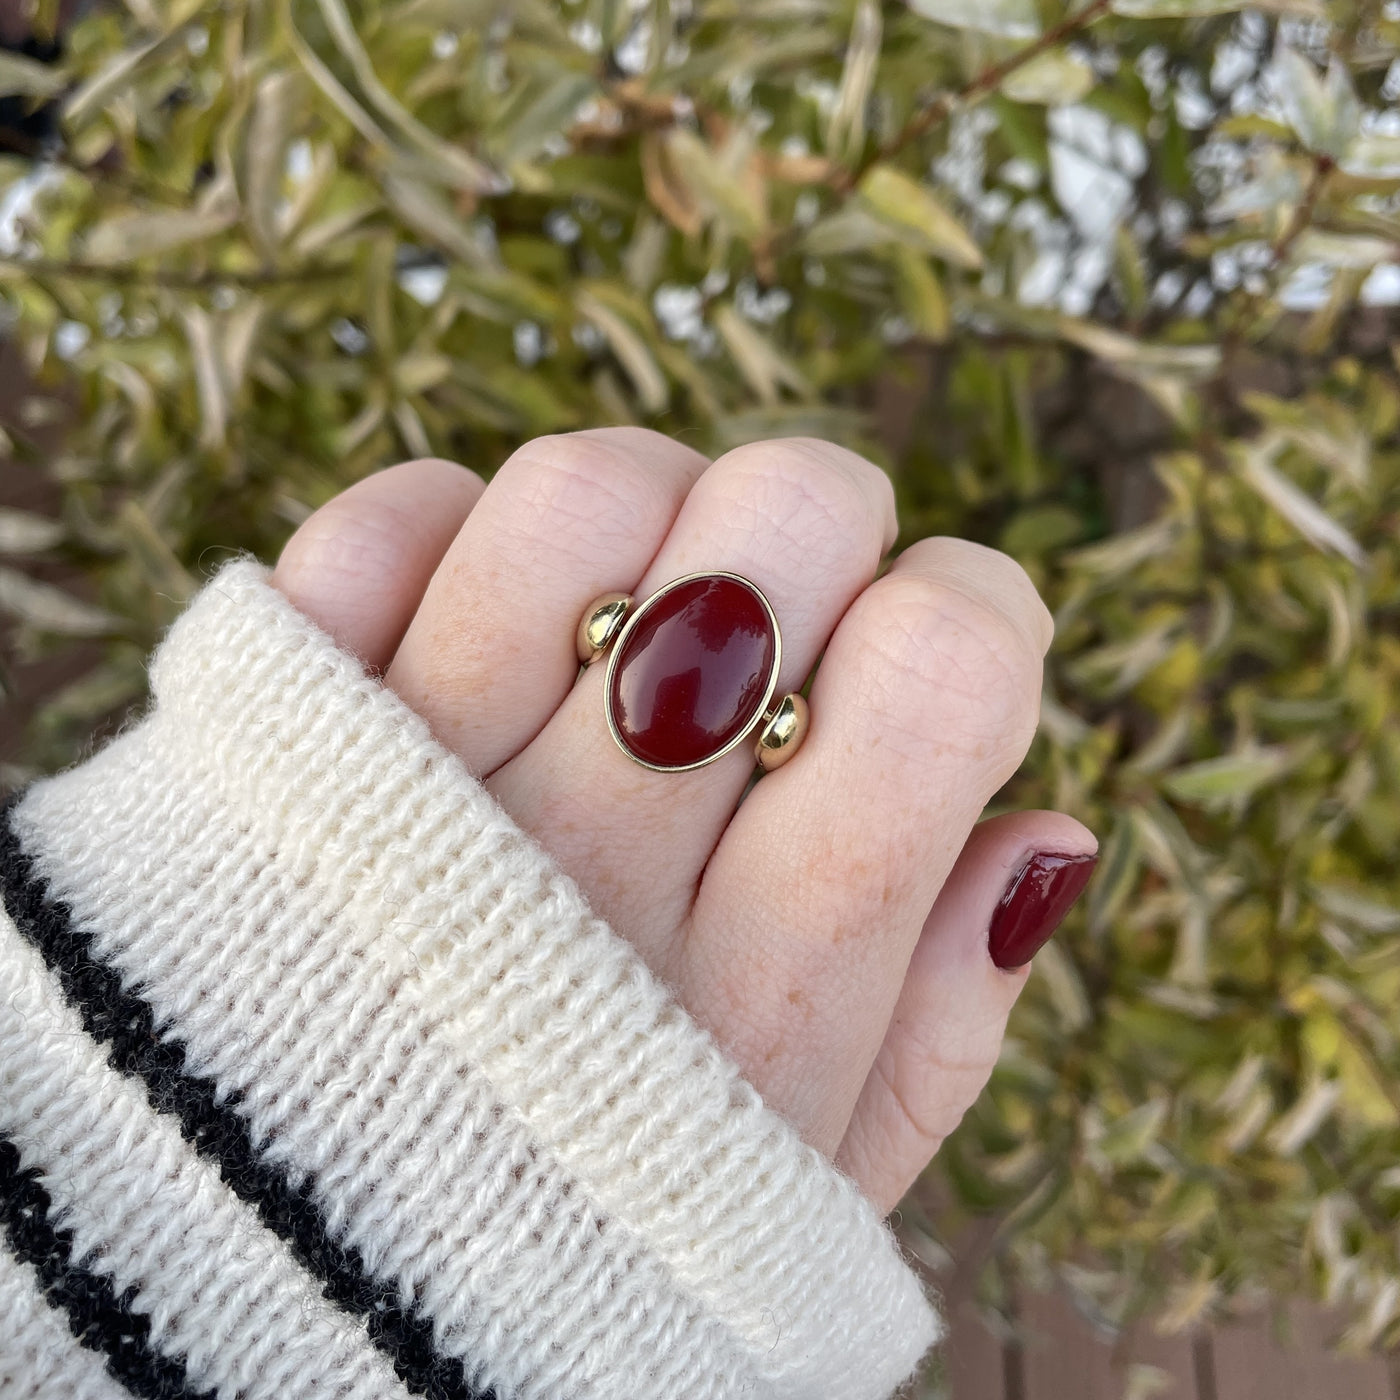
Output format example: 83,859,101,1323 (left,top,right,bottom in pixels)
685,536,1053,1153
